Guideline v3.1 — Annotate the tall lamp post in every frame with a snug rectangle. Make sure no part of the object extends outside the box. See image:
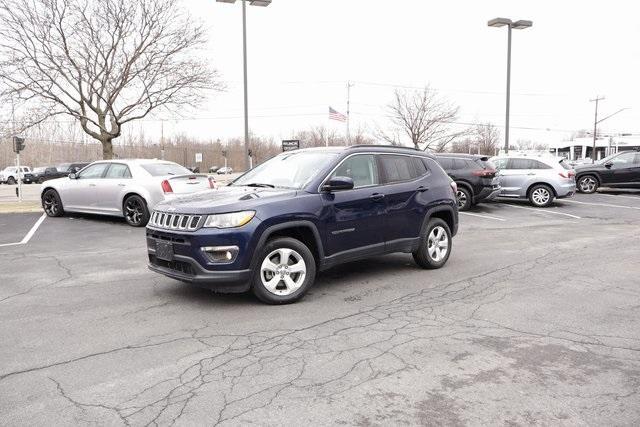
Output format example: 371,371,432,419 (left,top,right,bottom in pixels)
488,17,532,154
217,0,272,171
